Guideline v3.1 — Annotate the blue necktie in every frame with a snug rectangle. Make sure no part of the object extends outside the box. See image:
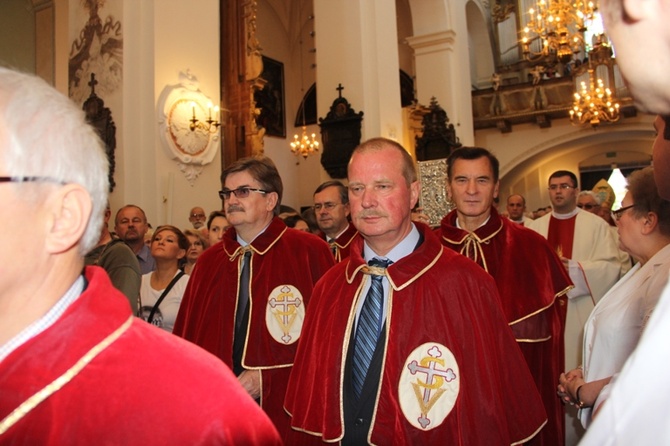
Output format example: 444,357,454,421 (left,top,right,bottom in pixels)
352,258,392,398
235,250,252,331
